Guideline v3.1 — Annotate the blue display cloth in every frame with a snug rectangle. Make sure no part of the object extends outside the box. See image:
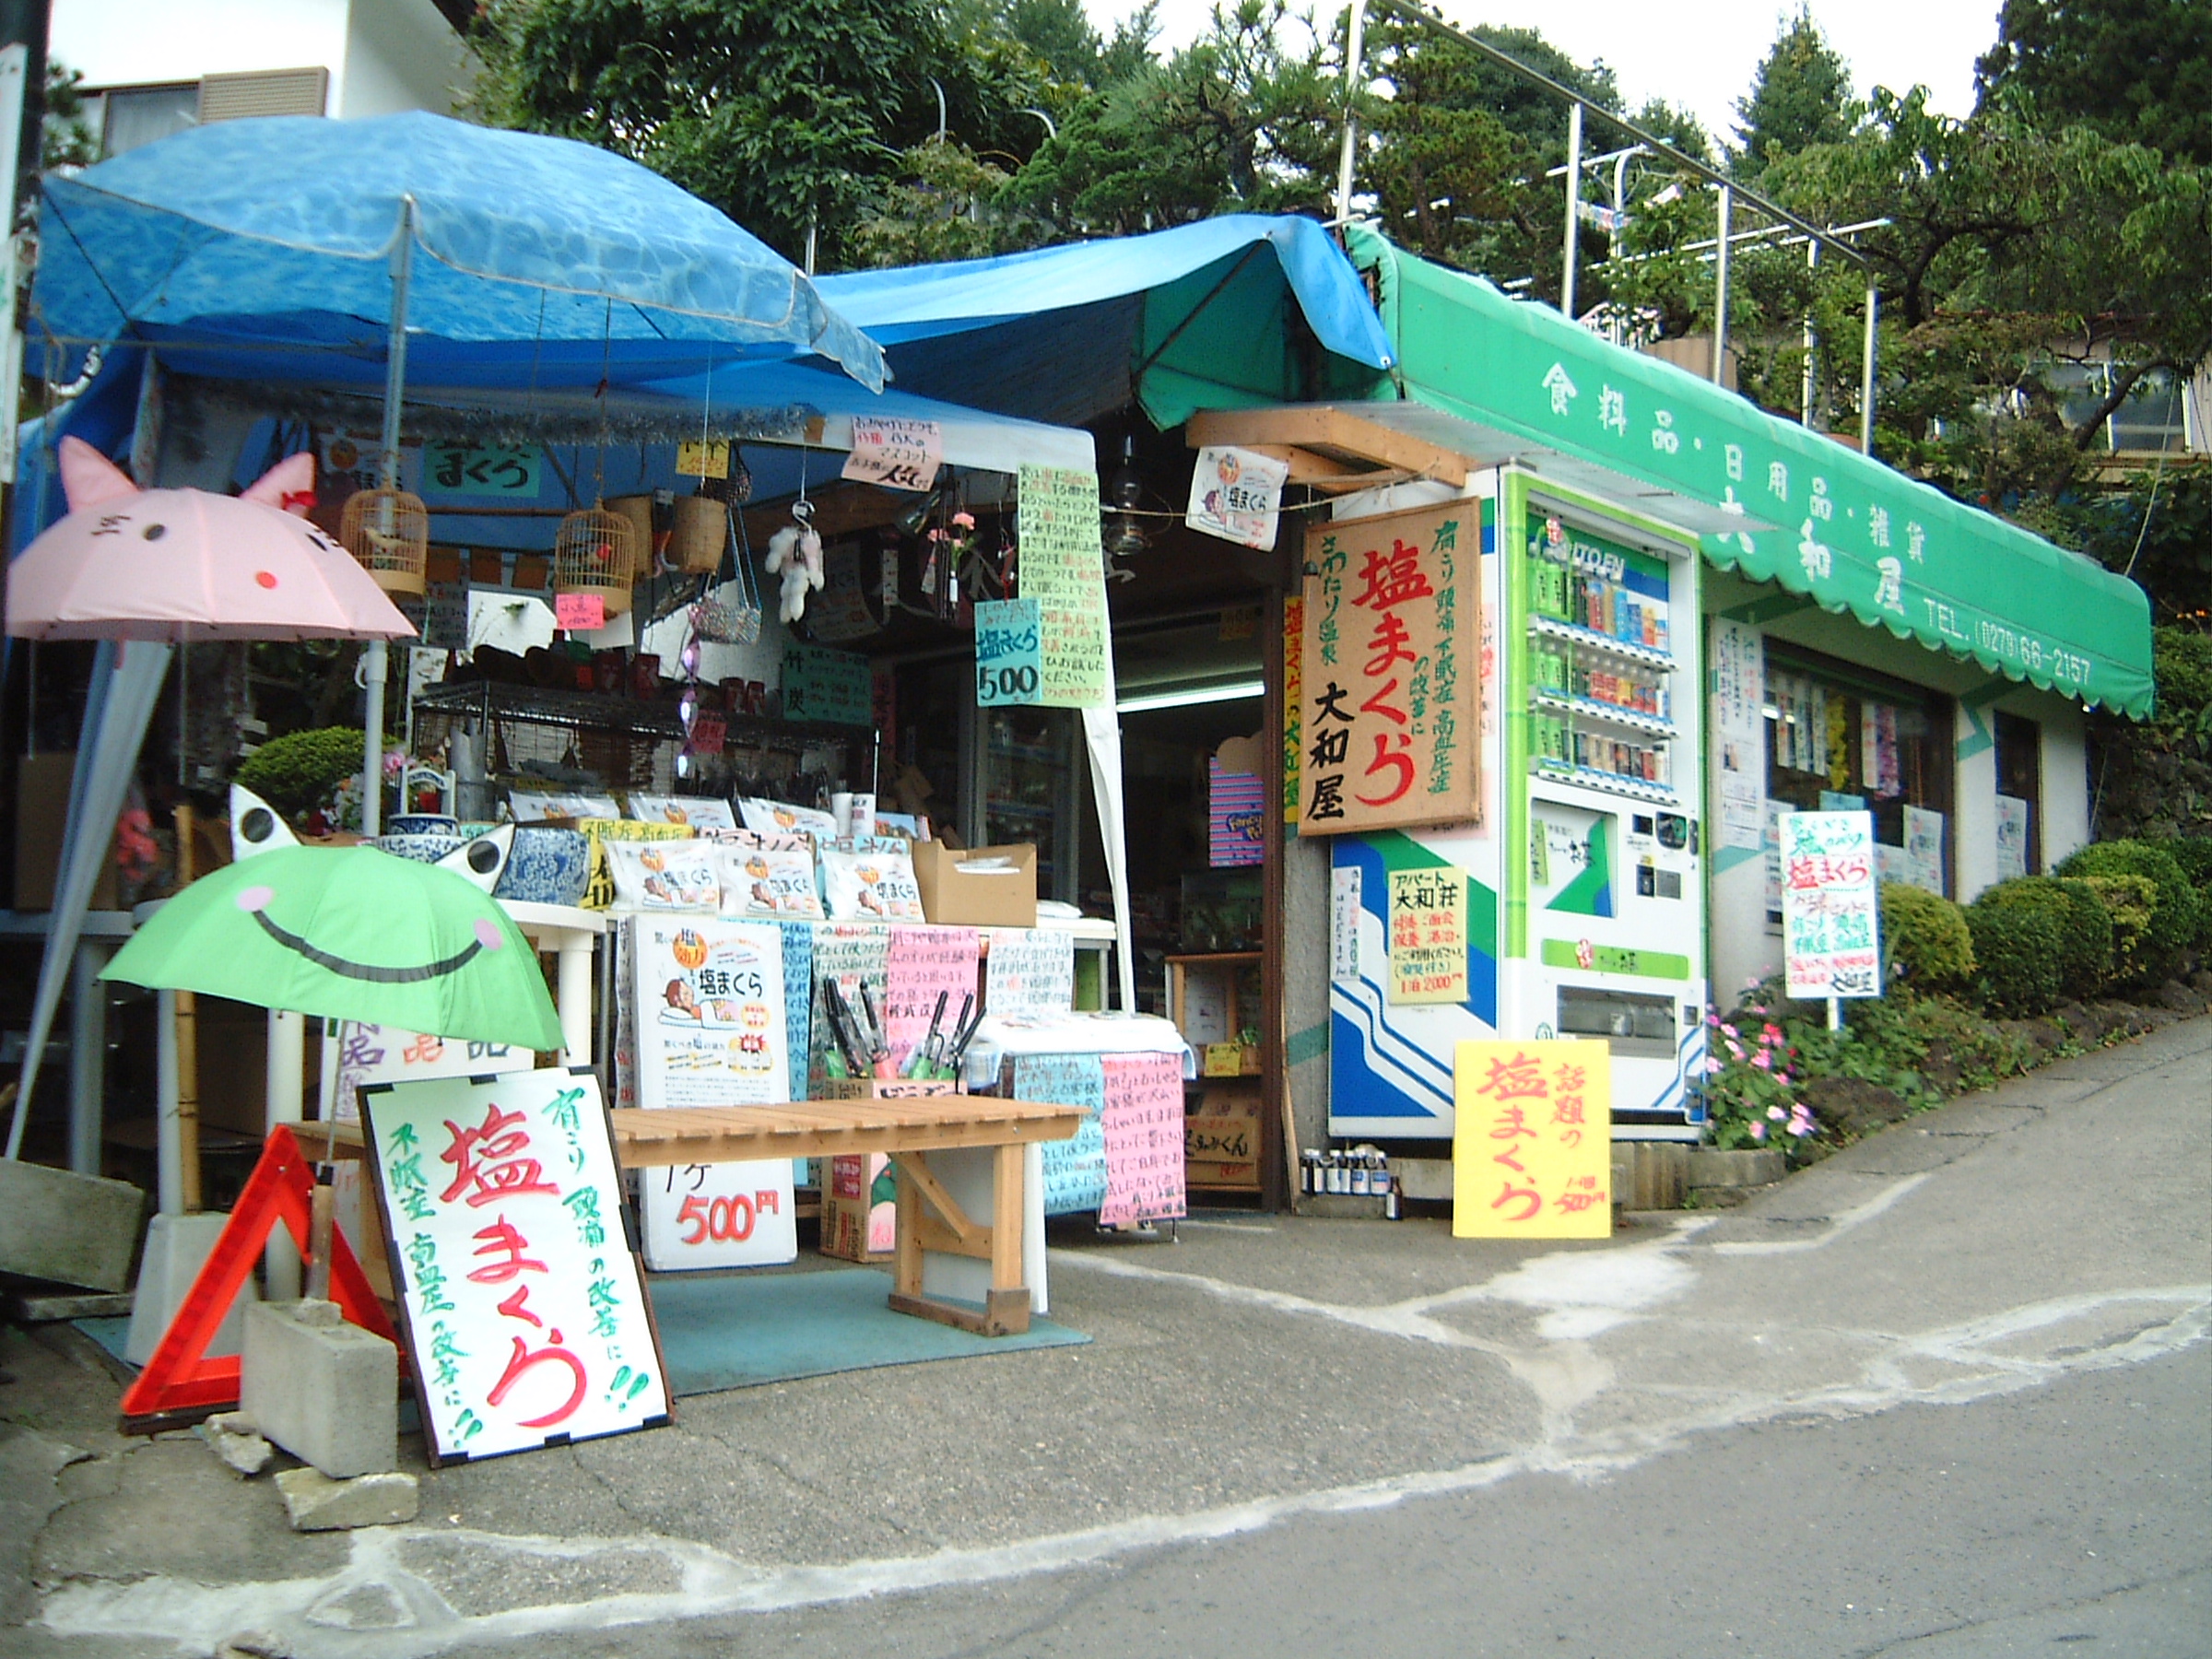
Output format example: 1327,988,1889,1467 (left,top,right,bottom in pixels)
33,111,883,392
